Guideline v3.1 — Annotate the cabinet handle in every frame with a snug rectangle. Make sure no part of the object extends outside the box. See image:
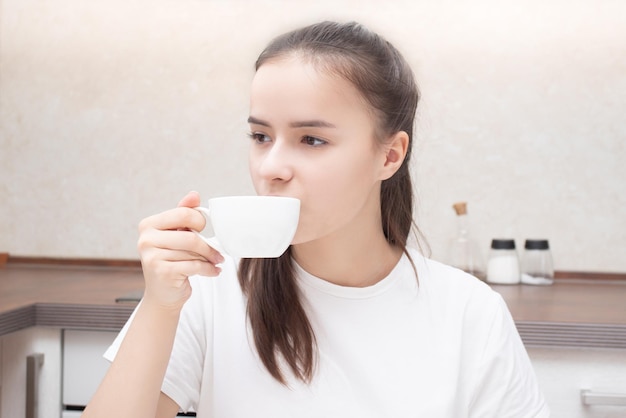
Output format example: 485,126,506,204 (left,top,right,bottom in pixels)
26,353,45,418
581,389,626,406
